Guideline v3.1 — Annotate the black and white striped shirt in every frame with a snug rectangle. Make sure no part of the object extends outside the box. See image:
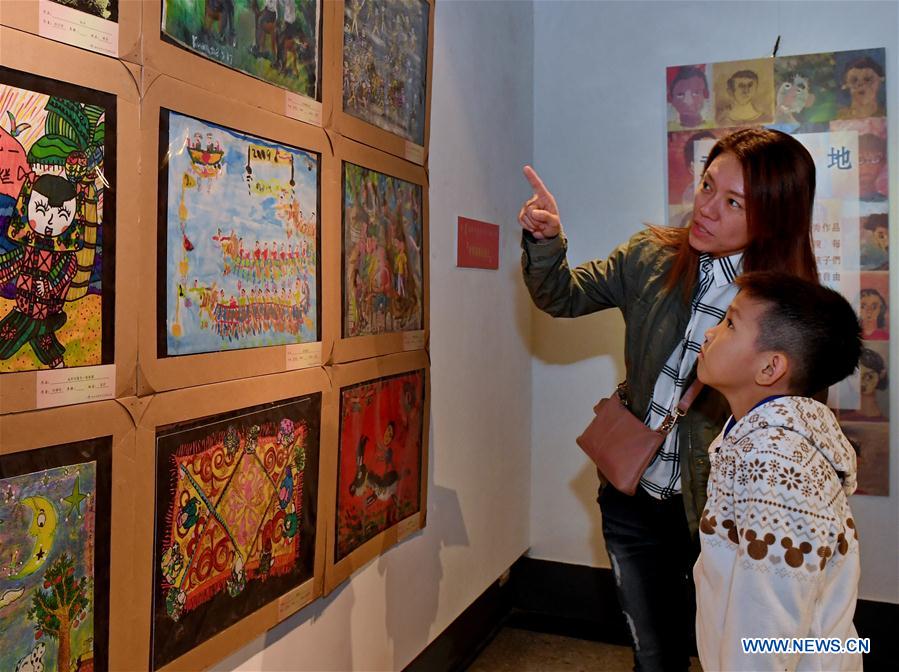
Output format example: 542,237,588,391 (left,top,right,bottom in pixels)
640,251,743,499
